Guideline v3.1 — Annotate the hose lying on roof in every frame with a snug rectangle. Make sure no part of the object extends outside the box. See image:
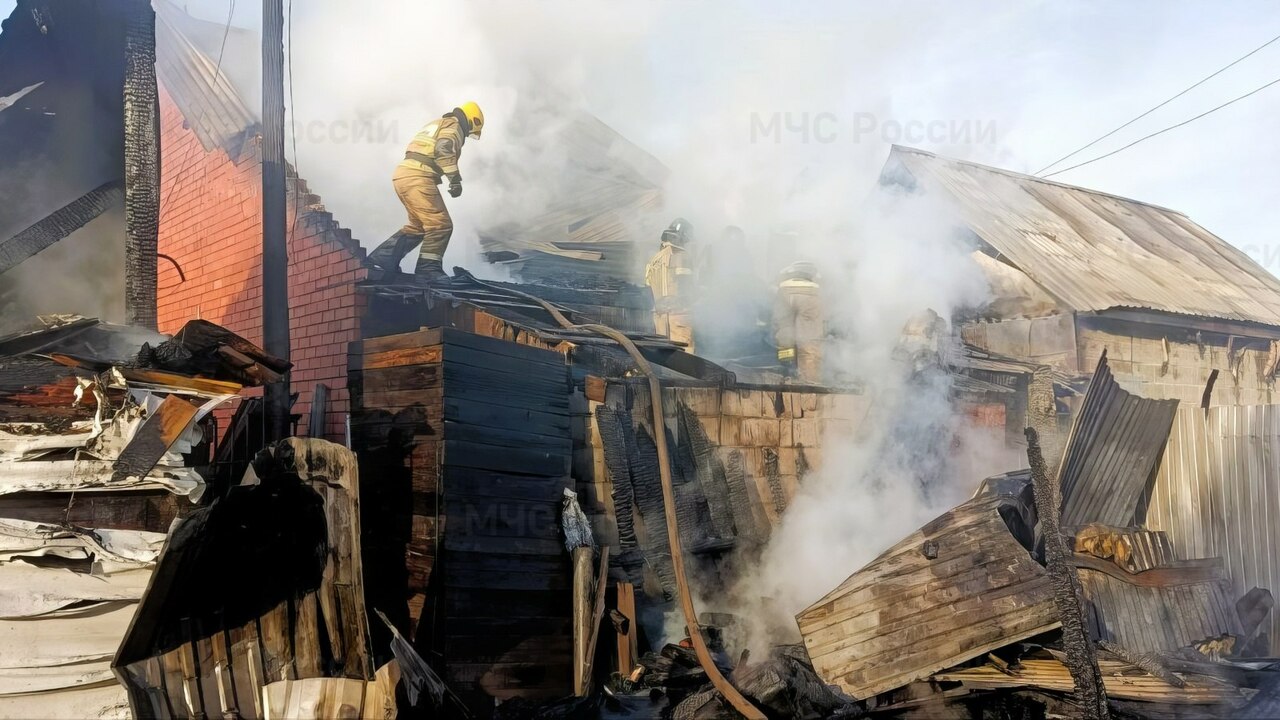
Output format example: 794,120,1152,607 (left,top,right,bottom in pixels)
456,269,765,720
